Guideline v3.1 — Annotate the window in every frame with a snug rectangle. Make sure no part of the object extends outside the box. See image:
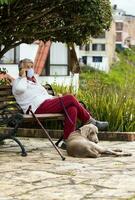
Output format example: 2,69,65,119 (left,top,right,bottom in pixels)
41,42,69,76
79,45,85,50
116,22,123,31
82,56,87,65
0,46,20,64
92,44,105,51
116,32,122,42
92,56,102,62
85,44,90,51
79,44,90,51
